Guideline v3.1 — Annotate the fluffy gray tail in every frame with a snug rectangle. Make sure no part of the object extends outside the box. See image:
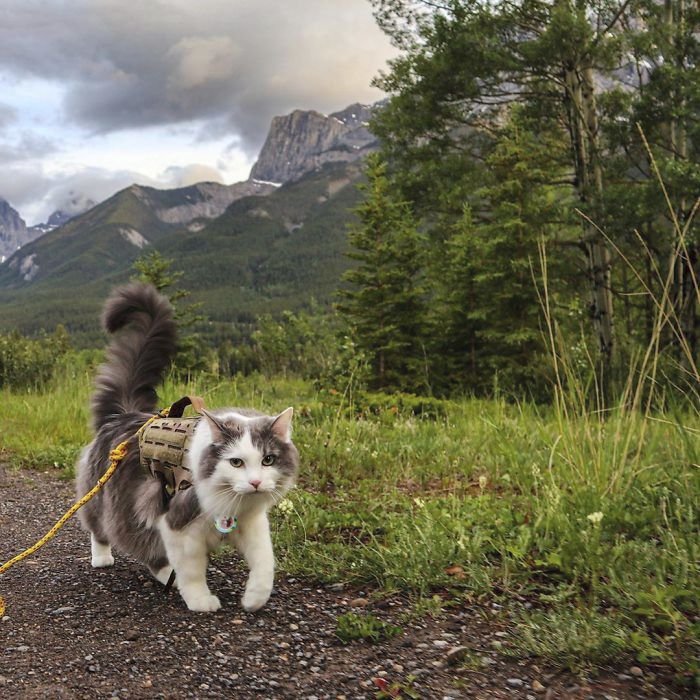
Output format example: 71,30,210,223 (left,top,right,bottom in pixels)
92,282,177,429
